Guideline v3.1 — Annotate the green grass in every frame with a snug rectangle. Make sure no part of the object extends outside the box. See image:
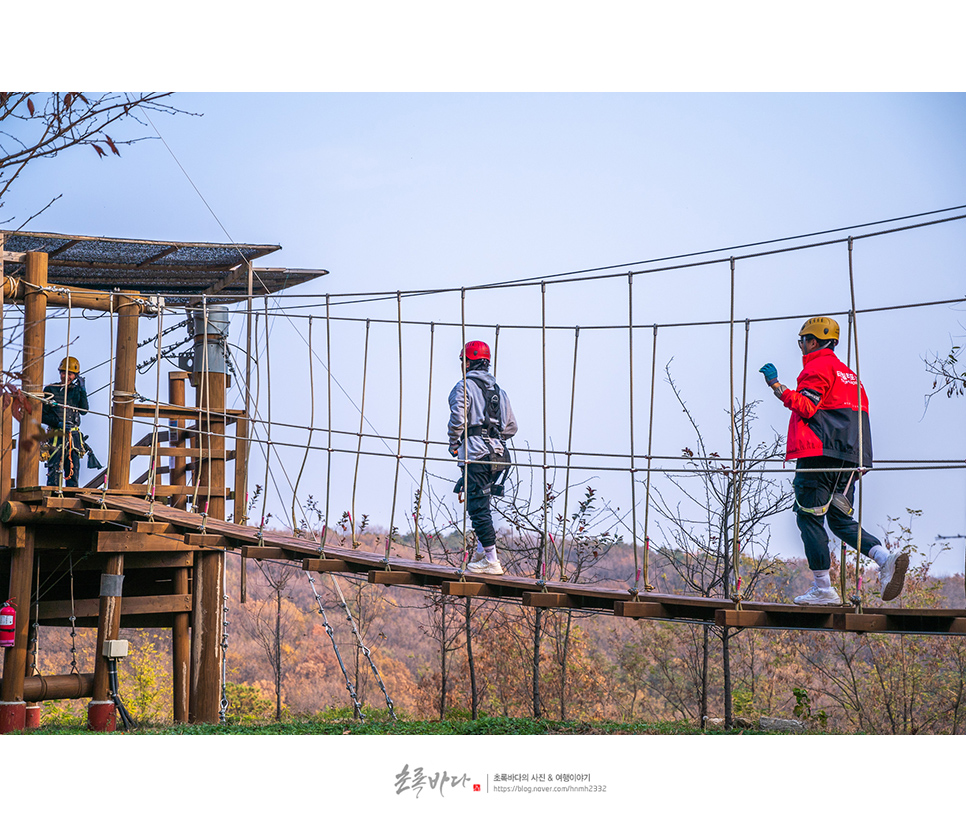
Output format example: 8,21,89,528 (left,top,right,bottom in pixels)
21,712,778,735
